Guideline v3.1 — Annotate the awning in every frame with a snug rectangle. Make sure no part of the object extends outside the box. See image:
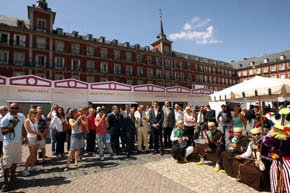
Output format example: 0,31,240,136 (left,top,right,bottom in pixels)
90,101,138,105
6,100,53,103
